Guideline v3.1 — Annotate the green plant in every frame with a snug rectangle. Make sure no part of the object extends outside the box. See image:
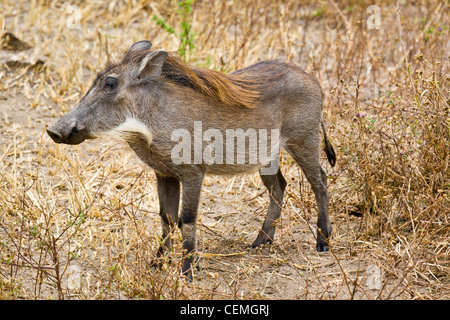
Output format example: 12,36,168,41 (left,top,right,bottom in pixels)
178,0,195,58
152,0,195,59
